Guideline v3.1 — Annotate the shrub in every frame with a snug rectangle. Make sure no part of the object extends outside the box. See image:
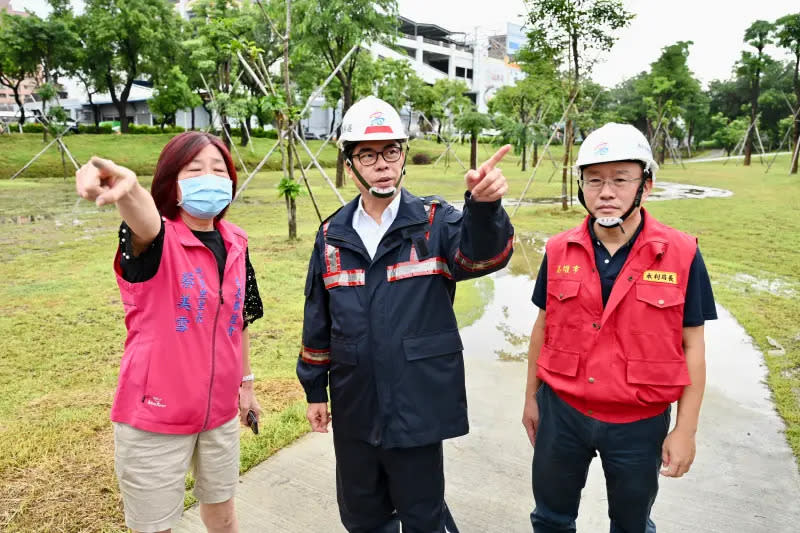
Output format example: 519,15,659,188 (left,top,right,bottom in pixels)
264,128,278,139
22,123,45,133
78,124,114,134
697,139,719,150
412,152,432,165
